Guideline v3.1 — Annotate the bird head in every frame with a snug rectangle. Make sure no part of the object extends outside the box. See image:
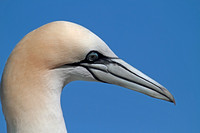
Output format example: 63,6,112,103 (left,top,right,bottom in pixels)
6,21,175,103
